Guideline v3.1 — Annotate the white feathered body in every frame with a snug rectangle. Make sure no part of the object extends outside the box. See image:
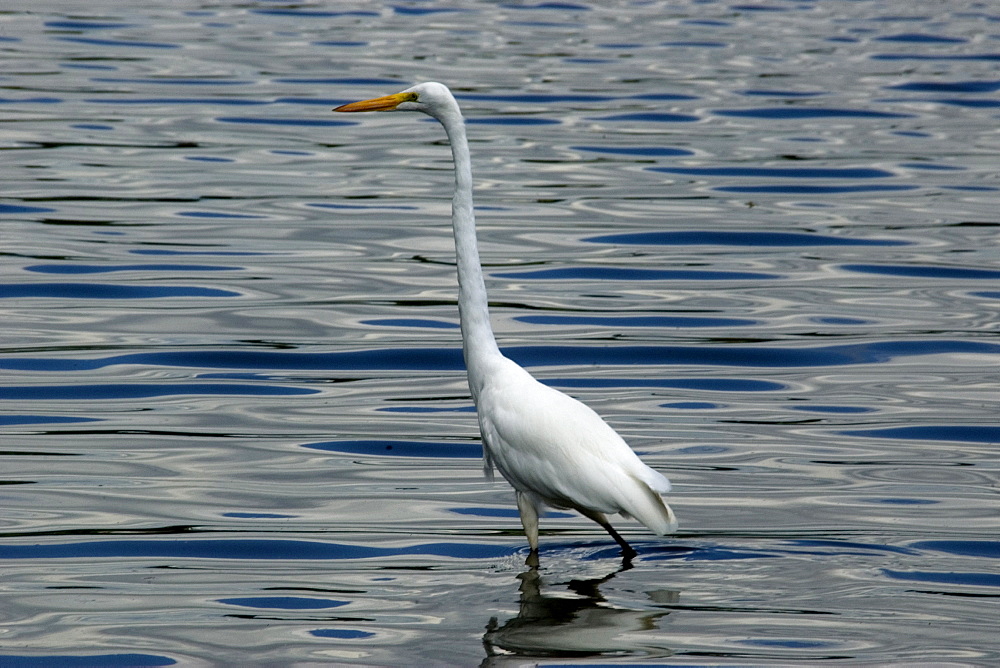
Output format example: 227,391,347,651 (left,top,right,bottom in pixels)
473,354,677,535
